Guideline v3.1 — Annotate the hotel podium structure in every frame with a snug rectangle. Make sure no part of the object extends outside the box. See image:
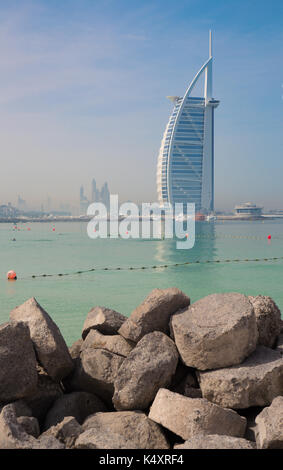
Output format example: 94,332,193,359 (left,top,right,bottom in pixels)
156,32,219,214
